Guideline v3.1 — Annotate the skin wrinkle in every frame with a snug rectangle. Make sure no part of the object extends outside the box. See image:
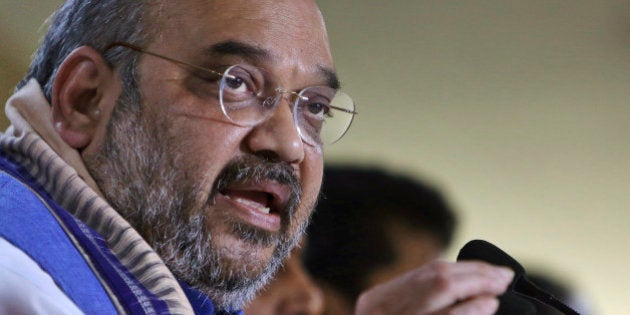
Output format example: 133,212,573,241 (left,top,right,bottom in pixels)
208,41,273,63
